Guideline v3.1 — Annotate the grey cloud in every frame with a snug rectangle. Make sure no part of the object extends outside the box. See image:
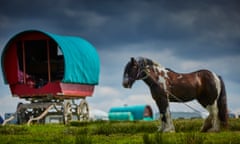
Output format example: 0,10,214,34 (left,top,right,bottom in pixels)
0,0,239,64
